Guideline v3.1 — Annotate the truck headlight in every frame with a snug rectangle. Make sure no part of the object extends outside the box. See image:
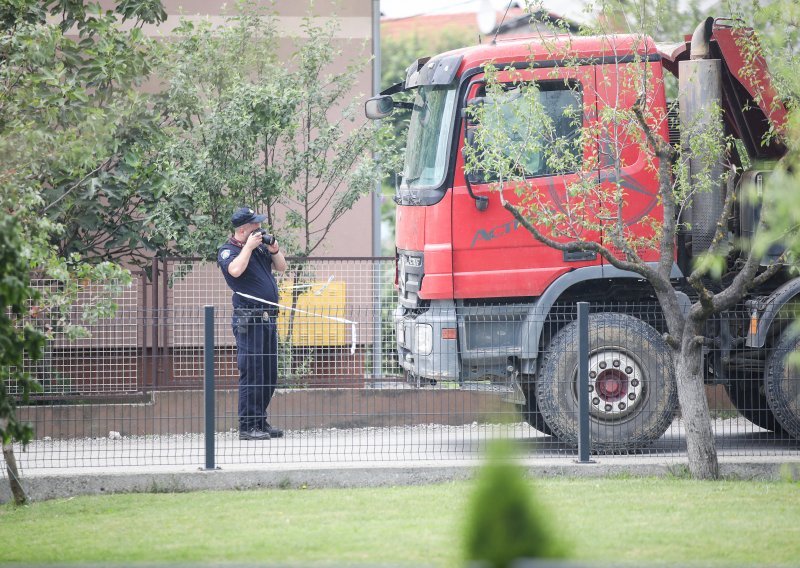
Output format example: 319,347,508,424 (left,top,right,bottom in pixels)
415,324,433,355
